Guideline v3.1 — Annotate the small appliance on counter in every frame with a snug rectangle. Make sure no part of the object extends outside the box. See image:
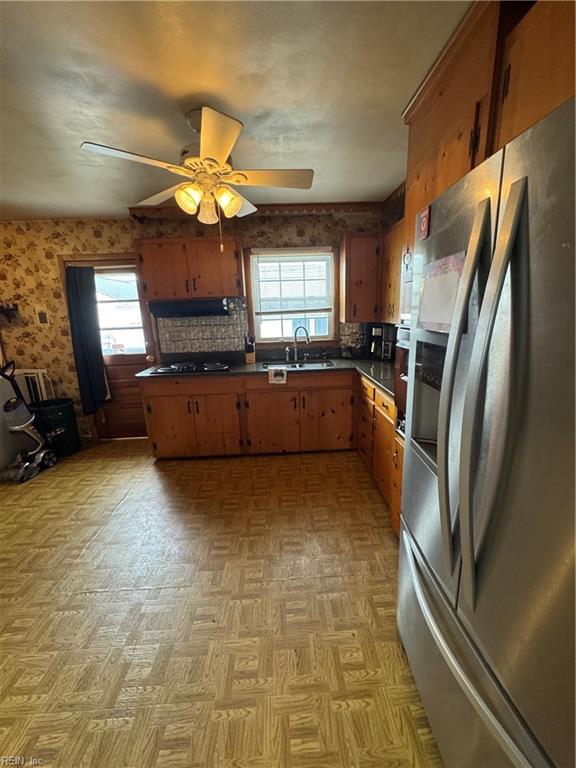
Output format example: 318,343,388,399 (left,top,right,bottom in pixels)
368,323,396,361
393,325,409,434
